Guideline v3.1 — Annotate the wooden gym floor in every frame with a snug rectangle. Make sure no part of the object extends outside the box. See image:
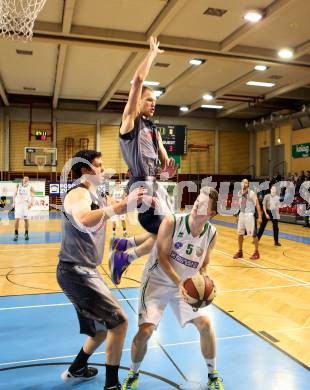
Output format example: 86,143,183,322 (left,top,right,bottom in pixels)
0,211,309,370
